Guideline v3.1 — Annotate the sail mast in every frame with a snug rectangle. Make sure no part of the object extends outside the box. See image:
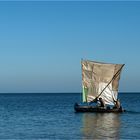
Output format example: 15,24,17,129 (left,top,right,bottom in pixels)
81,59,88,102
